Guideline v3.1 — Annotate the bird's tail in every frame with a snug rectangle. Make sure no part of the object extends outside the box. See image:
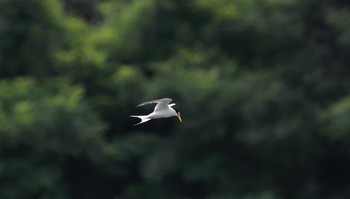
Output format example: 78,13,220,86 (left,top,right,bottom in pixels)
130,115,151,126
